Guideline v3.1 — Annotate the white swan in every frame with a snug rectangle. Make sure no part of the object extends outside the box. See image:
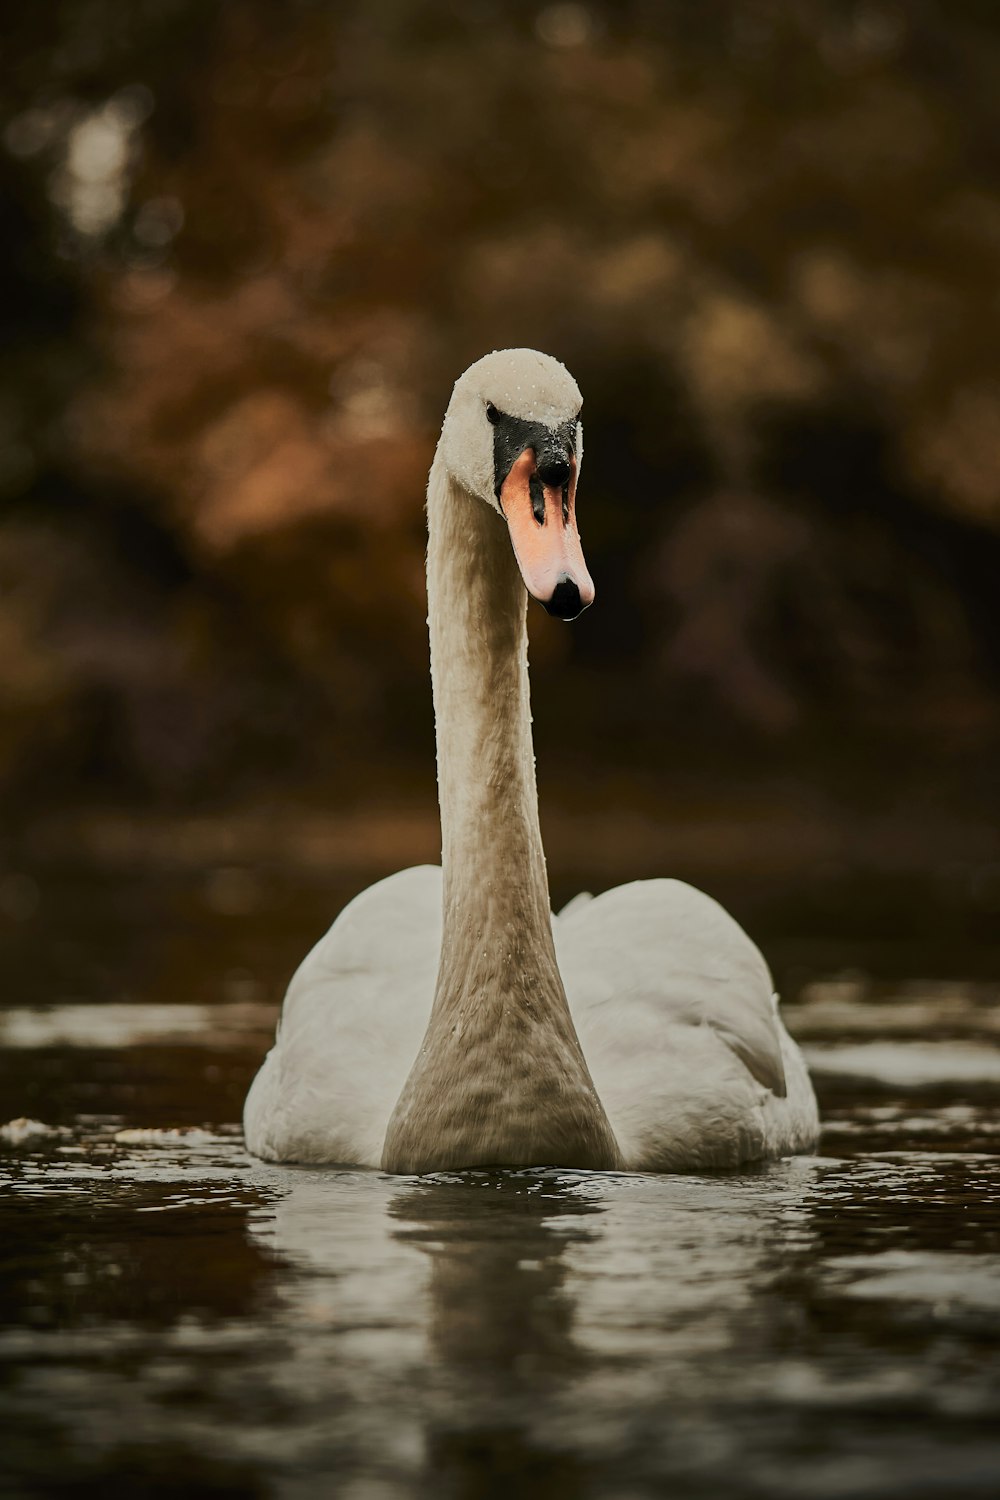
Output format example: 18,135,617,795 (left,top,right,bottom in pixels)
244,349,819,1173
